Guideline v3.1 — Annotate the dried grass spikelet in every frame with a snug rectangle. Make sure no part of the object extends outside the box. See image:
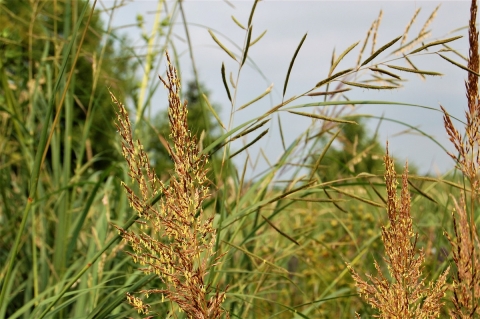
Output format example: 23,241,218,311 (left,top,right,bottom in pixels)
347,148,449,318
444,196,480,318
111,51,227,318
441,1,480,316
